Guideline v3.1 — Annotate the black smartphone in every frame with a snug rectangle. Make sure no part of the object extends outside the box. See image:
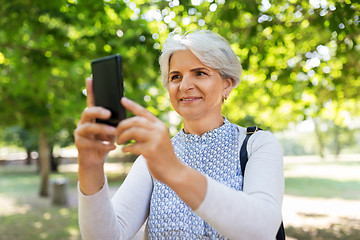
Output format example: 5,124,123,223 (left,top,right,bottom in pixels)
91,54,126,127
